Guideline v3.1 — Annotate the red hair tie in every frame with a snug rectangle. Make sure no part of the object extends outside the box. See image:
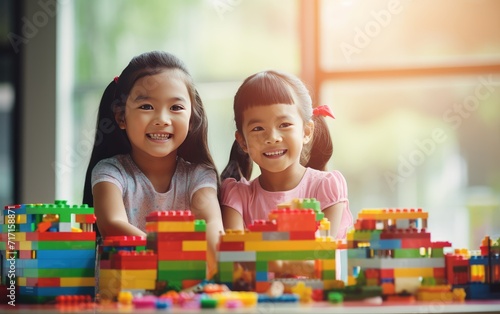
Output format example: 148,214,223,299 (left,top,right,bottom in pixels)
114,76,119,84
313,105,335,119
